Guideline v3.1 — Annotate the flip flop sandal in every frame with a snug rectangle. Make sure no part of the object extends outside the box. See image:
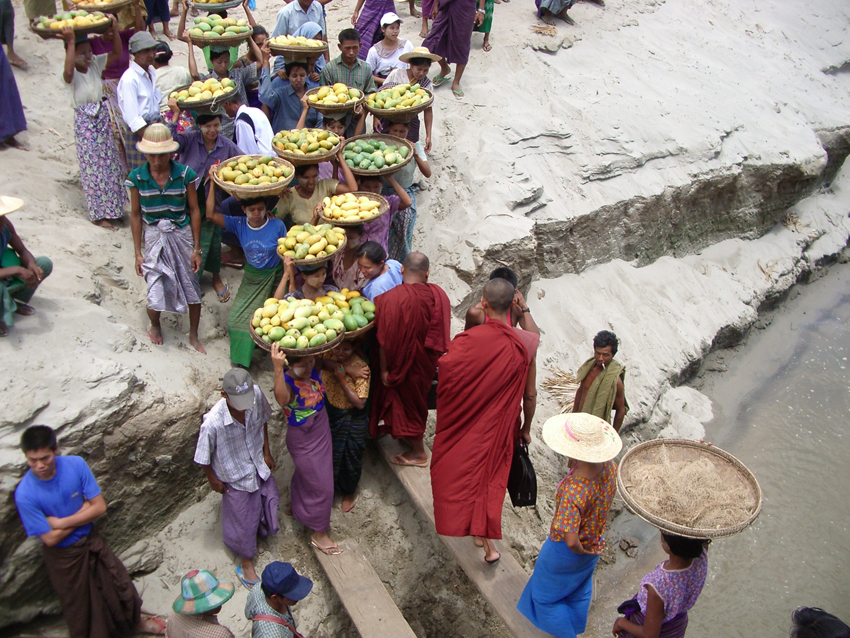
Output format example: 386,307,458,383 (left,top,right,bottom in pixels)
217,278,230,303
311,539,344,555
391,453,429,467
452,88,464,99
236,566,258,589
341,493,360,513
432,75,453,87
